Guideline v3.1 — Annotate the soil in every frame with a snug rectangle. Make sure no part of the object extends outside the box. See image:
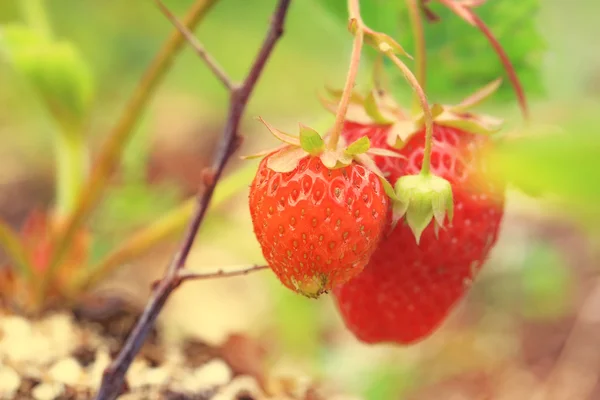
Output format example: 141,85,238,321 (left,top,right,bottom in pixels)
0,295,347,400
